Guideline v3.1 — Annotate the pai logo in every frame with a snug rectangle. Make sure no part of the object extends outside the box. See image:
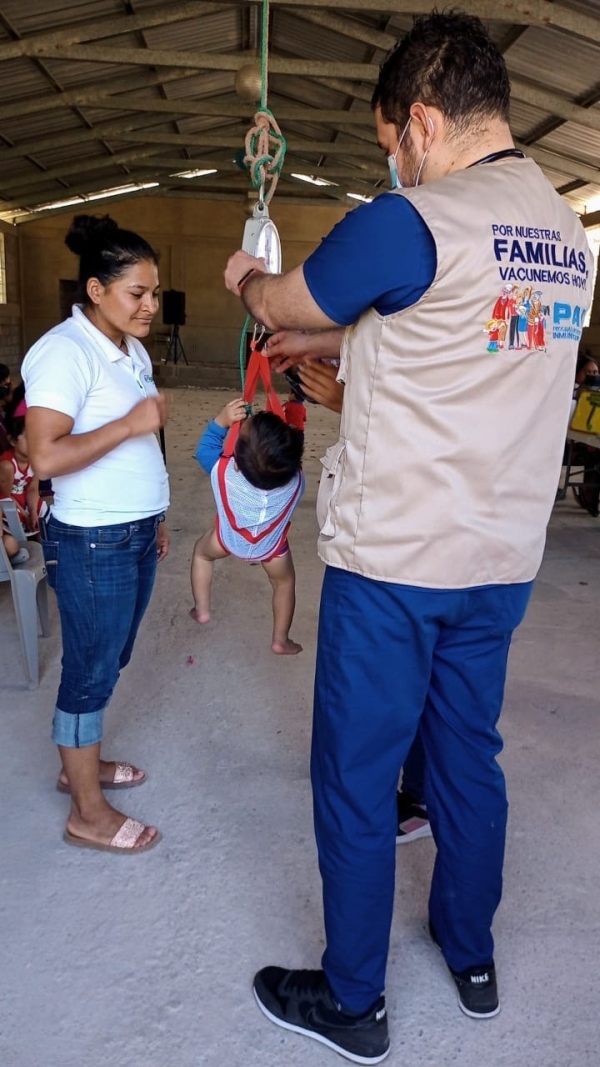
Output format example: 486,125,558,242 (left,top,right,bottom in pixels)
552,301,587,341
553,302,584,326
